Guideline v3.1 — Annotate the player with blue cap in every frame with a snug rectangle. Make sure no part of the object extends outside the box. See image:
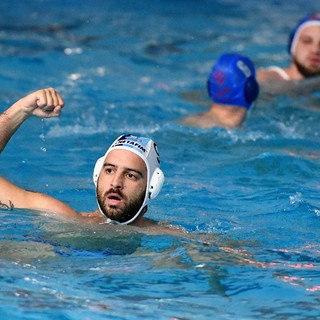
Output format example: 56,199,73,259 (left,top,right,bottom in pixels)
182,53,259,128
207,53,259,110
